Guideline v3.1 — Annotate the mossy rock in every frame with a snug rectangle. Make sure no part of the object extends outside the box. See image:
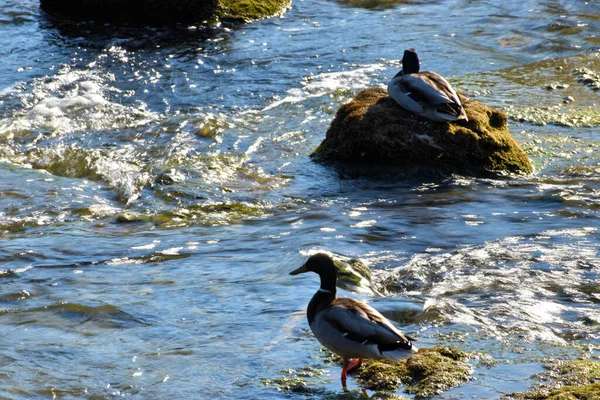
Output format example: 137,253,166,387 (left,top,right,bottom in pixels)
508,383,600,400
262,366,411,399
40,0,291,24
115,211,152,223
356,346,473,397
507,359,600,400
217,0,291,21
311,88,533,176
